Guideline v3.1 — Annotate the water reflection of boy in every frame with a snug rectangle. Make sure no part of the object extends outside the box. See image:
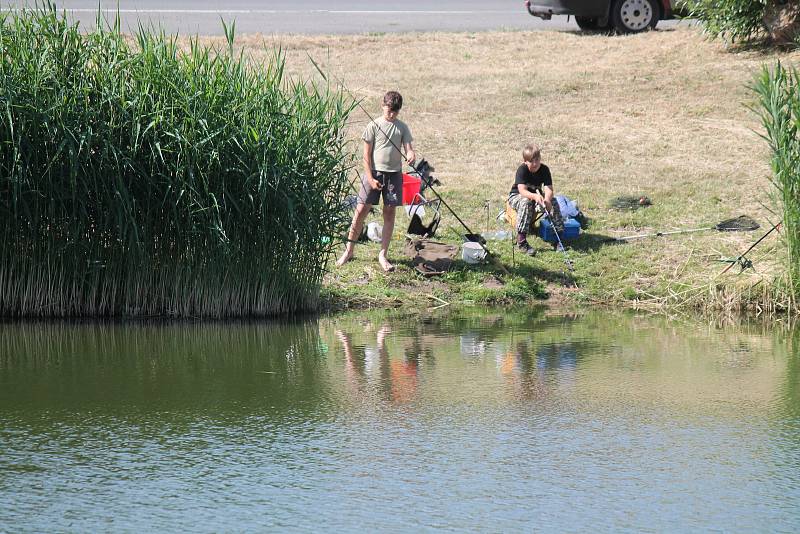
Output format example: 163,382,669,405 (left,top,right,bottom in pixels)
335,329,366,393
335,324,419,404
499,341,547,401
499,341,580,400
535,344,578,371
373,325,419,405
